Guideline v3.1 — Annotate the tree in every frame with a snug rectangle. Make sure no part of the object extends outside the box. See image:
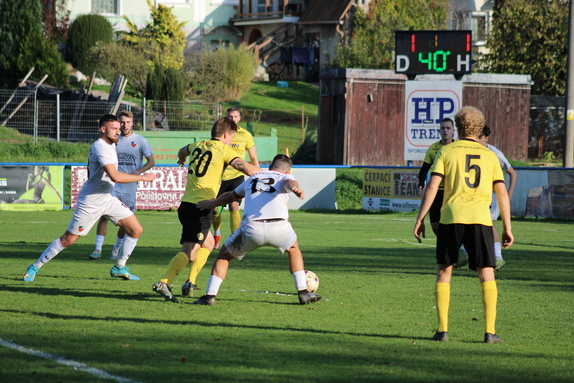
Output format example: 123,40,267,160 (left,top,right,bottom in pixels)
123,0,187,70
67,14,113,75
329,0,450,69
41,0,70,43
484,0,568,96
0,0,68,88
